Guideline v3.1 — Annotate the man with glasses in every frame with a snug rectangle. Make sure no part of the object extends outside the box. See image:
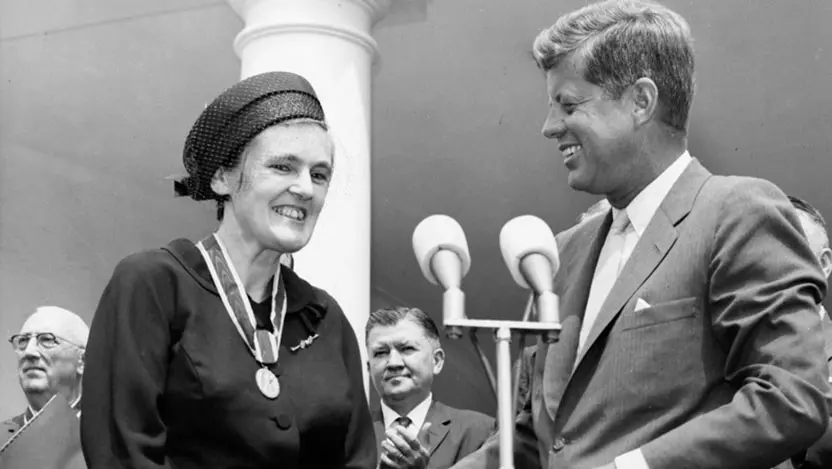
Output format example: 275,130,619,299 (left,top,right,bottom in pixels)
2,306,88,440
